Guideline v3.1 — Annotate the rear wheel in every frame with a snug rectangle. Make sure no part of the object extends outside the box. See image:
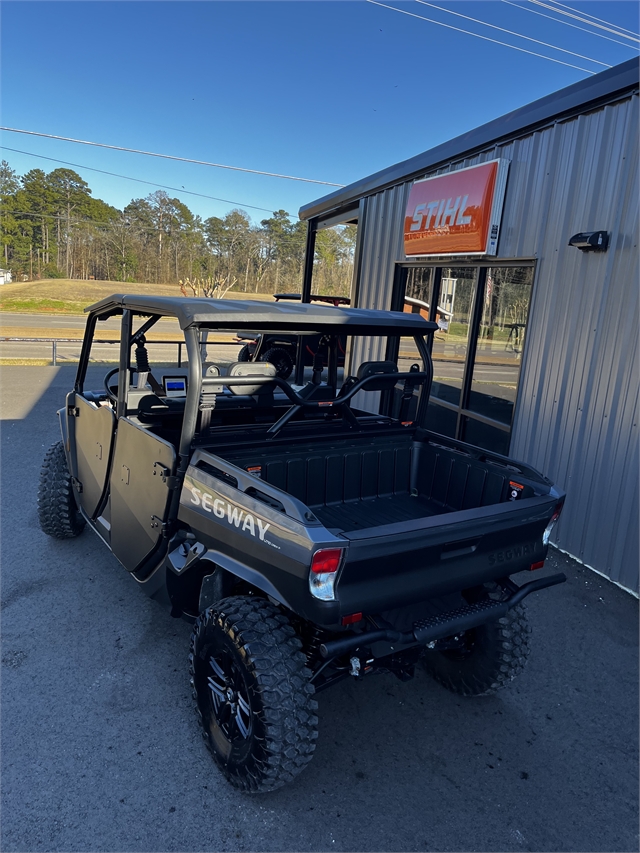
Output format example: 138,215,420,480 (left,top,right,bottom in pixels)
421,588,530,696
190,596,318,792
260,347,293,380
38,440,86,539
